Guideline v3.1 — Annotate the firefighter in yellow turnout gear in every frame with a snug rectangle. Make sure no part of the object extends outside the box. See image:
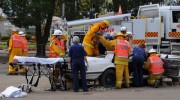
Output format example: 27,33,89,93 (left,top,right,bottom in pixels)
144,49,164,88
83,20,110,56
19,31,28,74
99,32,131,88
8,29,23,75
49,29,66,58
19,31,28,56
49,29,66,81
